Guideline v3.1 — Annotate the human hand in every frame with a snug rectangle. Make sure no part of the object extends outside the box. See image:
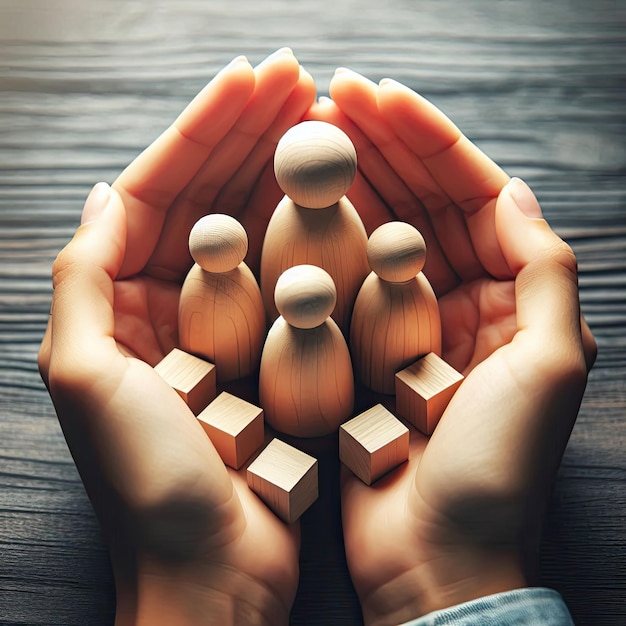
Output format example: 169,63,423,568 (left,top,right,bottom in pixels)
311,69,597,625
38,49,315,626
